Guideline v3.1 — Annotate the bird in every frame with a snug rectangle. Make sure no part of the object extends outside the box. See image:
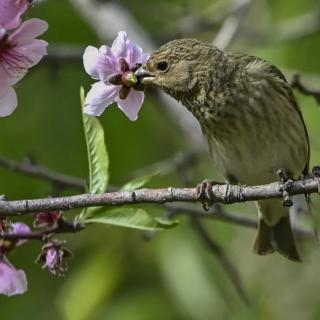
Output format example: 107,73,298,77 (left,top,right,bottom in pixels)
136,38,309,262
